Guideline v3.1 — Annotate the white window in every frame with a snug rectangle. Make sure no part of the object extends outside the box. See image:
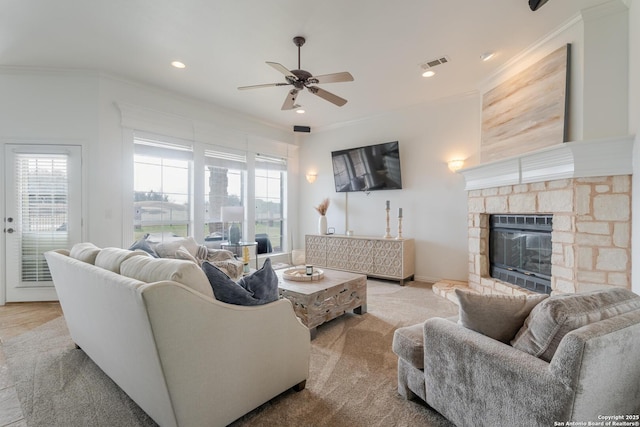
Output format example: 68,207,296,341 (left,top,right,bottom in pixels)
133,138,192,241
204,148,247,241
255,154,287,253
